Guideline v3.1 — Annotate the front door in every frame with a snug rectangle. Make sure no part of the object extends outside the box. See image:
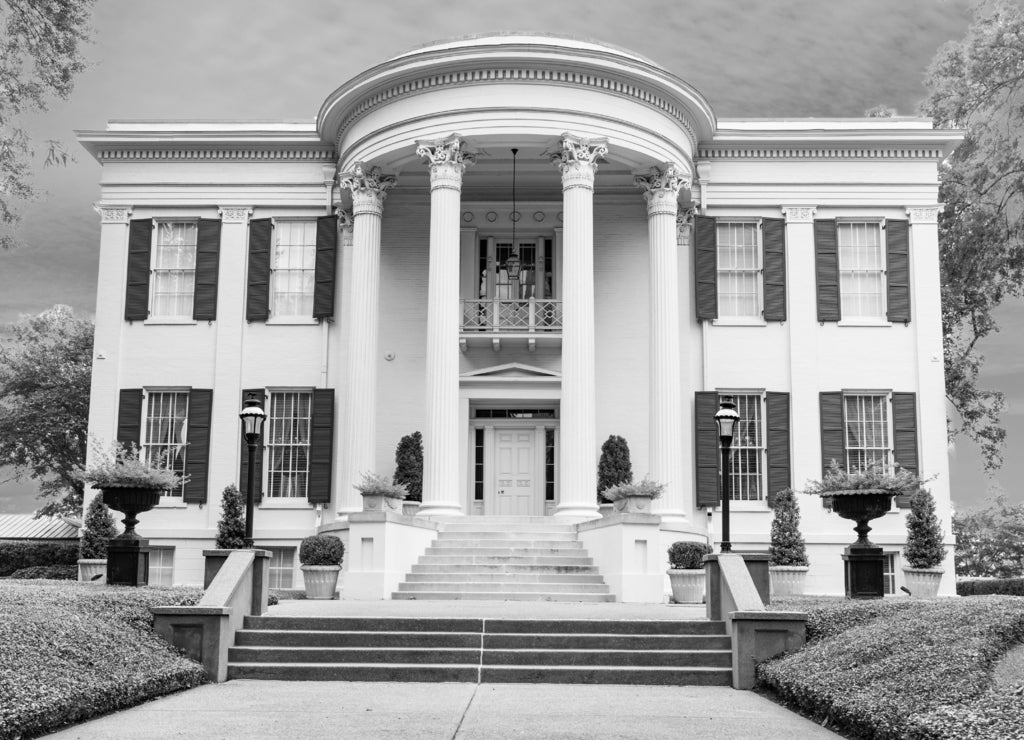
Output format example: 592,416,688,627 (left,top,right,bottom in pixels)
494,429,535,515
